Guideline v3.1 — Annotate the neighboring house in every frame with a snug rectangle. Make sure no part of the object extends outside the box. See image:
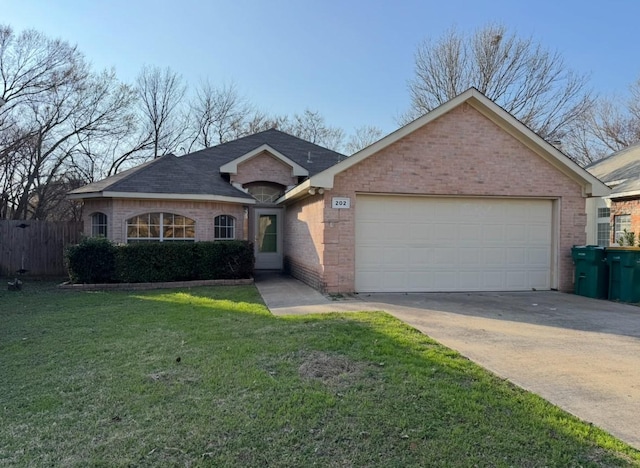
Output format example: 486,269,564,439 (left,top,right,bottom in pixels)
69,88,609,293
585,142,640,246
